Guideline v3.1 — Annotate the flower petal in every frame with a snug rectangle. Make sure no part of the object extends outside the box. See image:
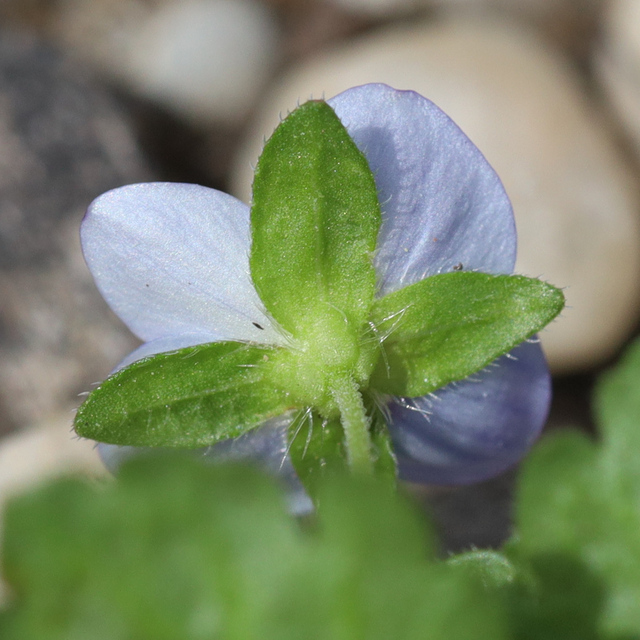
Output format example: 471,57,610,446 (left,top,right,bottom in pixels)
81,183,284,345
207,413,313,515
387,339,551,485
112,333,223,371
96,413,313,515
328,84,516,295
